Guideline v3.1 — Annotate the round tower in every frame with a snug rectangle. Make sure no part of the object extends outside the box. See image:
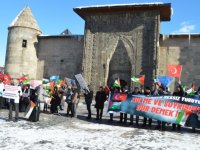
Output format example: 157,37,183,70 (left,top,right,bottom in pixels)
5,6,41,79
